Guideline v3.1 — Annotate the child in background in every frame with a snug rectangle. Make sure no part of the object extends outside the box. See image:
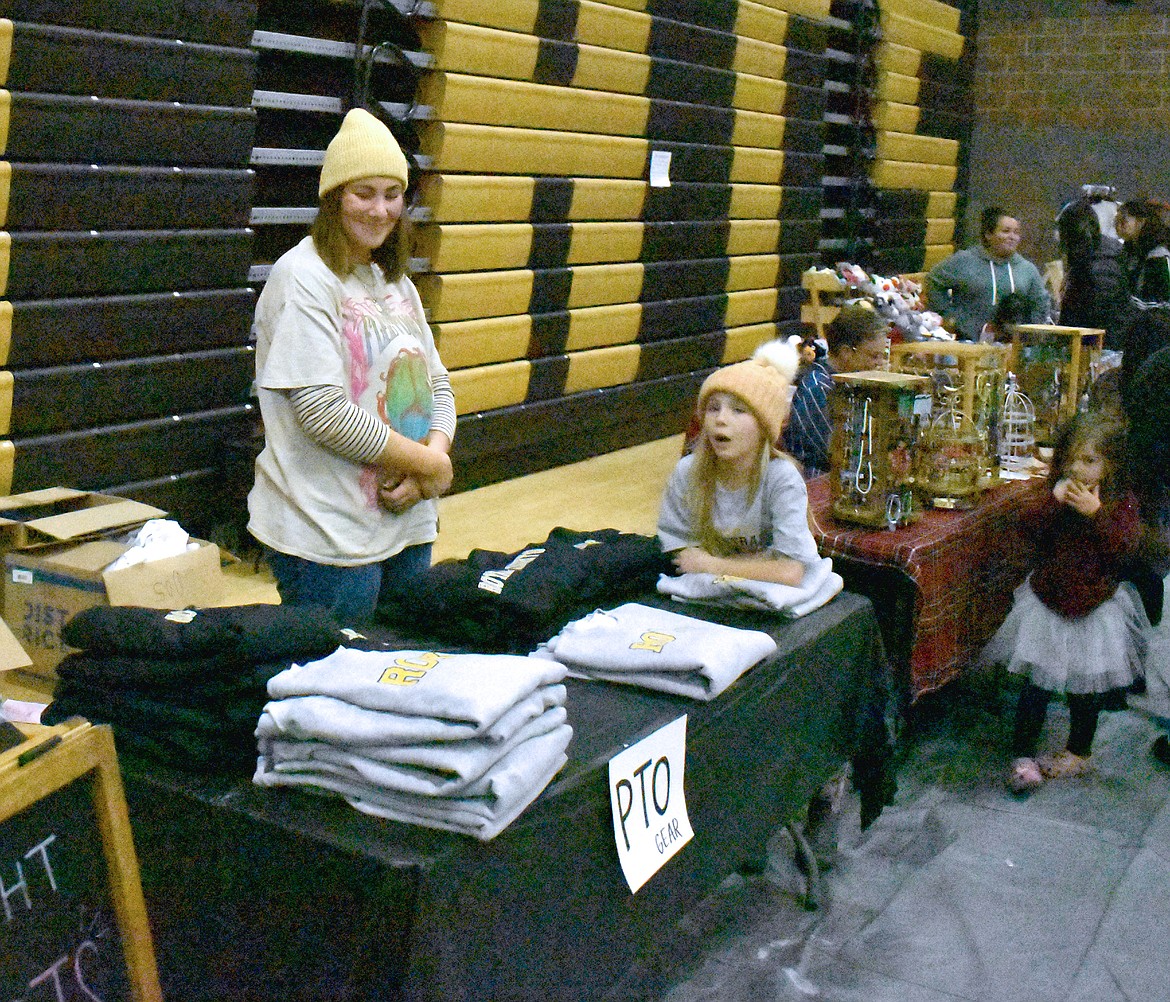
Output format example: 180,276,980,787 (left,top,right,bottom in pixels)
983,412,1149,793
657,340,821,586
